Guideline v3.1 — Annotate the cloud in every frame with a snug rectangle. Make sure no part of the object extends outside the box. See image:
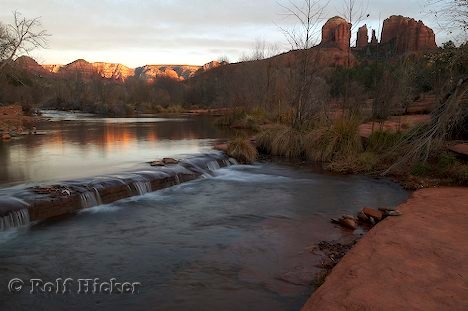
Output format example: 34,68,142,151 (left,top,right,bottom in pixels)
0,0,452,67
